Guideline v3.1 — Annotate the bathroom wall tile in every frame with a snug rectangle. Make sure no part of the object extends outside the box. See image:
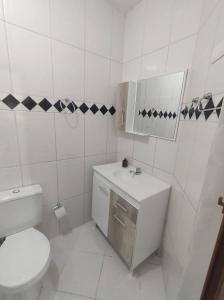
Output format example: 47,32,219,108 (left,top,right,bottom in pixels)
109,61,122,104
0,0,3,19
143,0,174,54
170,0,203,42
141,47,168,79
57,157,84,201
200,0,220,25
0,110,19,167
16,111,56,164
133,135,157,166
22,161,58,206
174,121,197,190
61,194,84,230
154,139,178,174
51,0,85,48
123,1,145,62
0,21,11,93
84,154,107,193
37,204,59,240
4,0,50,35
55,113,84,160
185,121,217,209
86,0,112,58
7,24,53,97
83,193,92,222
107,116,118,154
166,36,196,73
52,41,84,100
85,114,108,156
117,130,134,159
122,58,141,81
85,52,110,104
106,153,117,164
111,9,124,63
0,166,22,191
